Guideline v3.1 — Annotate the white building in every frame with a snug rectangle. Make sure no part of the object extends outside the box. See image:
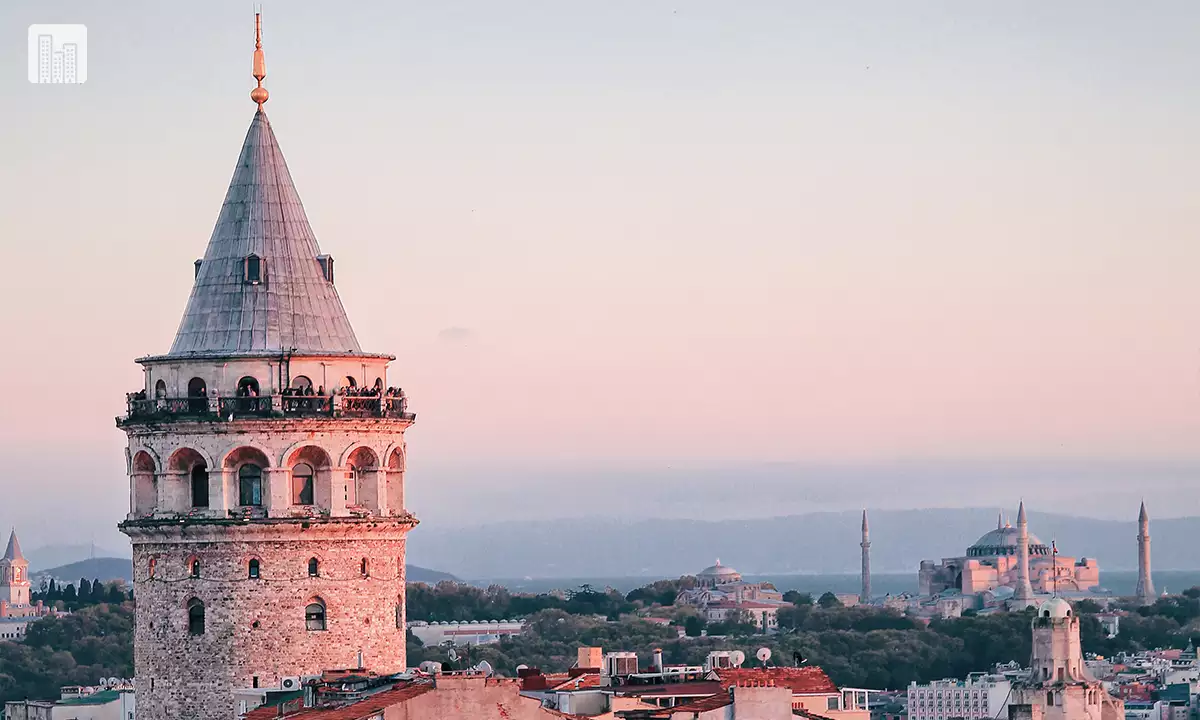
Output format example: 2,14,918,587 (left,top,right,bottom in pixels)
908,673,1012,720
5,683,135,720
408,619,524,647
